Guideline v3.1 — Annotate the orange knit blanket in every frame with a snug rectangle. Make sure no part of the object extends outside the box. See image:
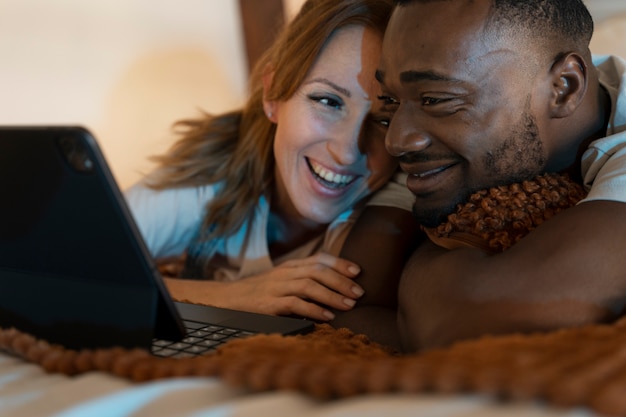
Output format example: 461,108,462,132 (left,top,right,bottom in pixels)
2,321,626,415
3,173,624,416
